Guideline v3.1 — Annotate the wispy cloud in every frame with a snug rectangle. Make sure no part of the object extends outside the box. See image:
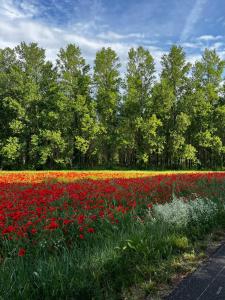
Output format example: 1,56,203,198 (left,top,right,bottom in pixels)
97,31,144,41
180,0,207,42
0,0,164,72
186,53,202,65
0,0,224,74
181,42,201,49
209,42,224,50
197,35,223,41
0,0,26,19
